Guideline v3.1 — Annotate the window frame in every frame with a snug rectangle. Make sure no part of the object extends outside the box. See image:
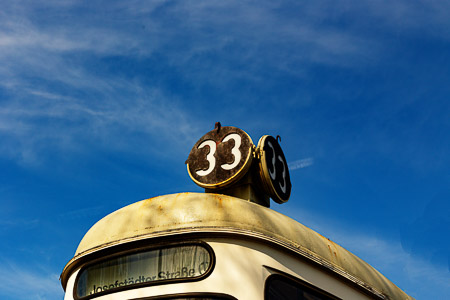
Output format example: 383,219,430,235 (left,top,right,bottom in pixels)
74,241,215,300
